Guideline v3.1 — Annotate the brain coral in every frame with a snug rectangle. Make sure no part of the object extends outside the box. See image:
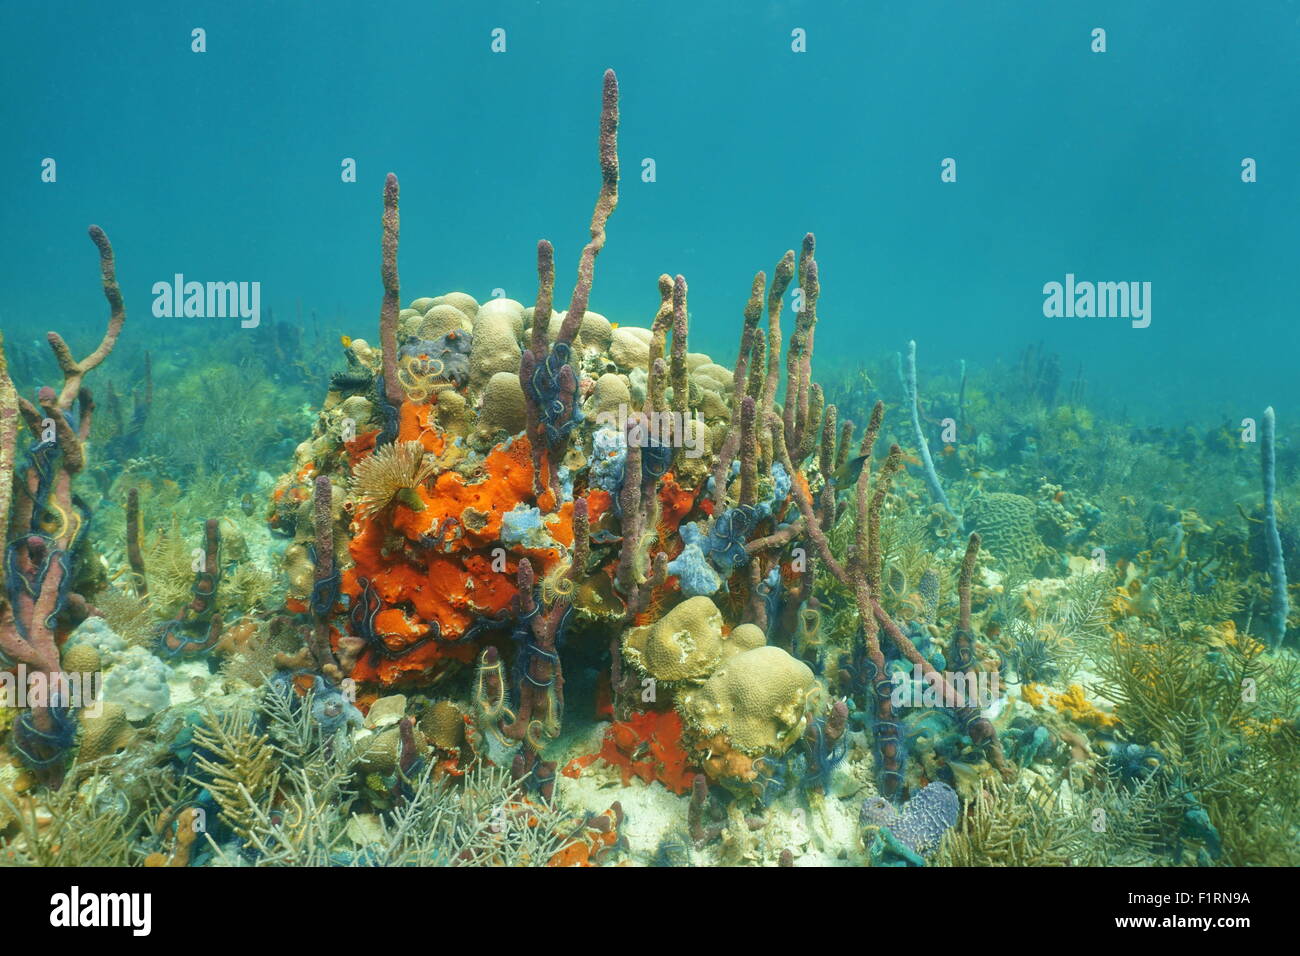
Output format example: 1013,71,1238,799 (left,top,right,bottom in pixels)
588,372,631,420
468,307,523,393
78,701,136,762
678,645,815,756
476,371,527,436
417,303,472,340
609,327,651,369
722,622,766,657
434,291,480,322
622,595,725,683
963,492,1042,566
